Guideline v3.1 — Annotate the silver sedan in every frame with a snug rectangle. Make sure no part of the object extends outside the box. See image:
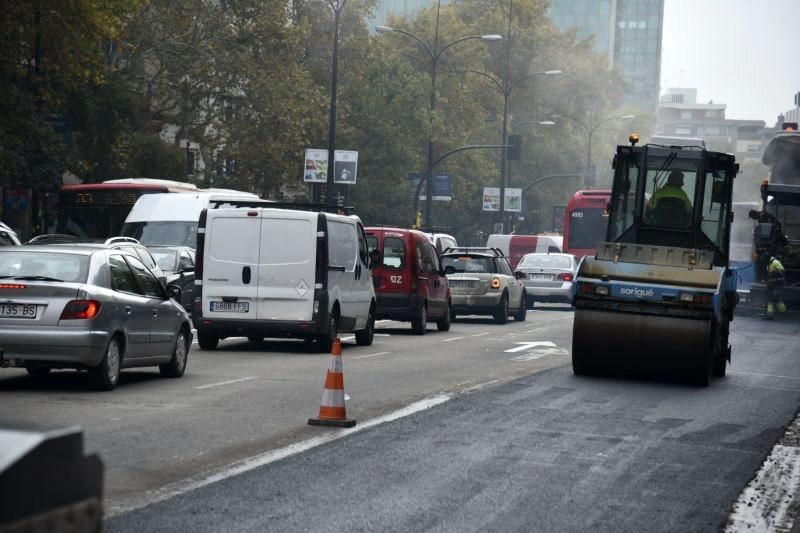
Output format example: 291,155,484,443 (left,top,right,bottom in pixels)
515,253,578,308
0,245,192,390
